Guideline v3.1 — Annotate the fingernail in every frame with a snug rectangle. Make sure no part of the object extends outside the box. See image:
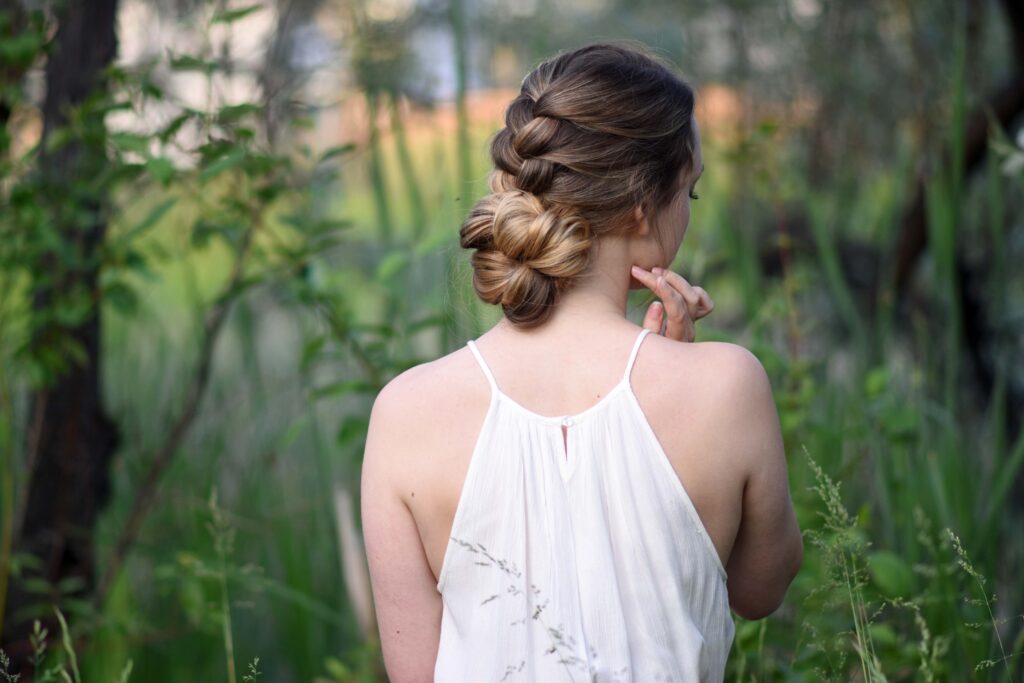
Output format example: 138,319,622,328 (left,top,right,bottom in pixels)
631,265,642,275
652,266,662,274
